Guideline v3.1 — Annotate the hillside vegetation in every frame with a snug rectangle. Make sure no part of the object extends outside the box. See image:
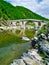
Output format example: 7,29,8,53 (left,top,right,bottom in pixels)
0,0,49,21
